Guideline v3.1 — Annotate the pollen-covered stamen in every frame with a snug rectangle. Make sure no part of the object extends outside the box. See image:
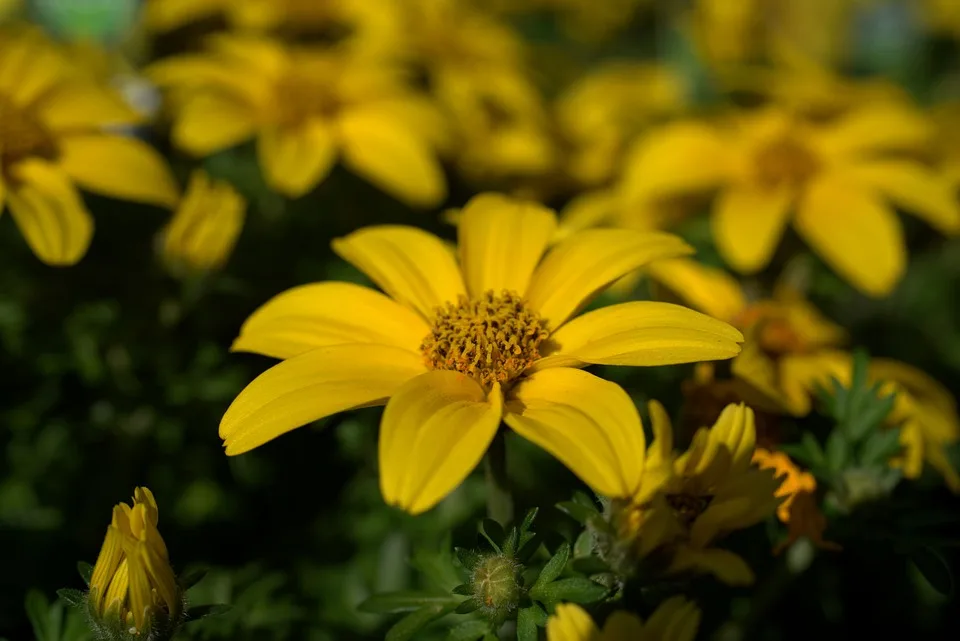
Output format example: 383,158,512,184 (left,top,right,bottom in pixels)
421,289,548,390
665,492,713,529
0,92,58,168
